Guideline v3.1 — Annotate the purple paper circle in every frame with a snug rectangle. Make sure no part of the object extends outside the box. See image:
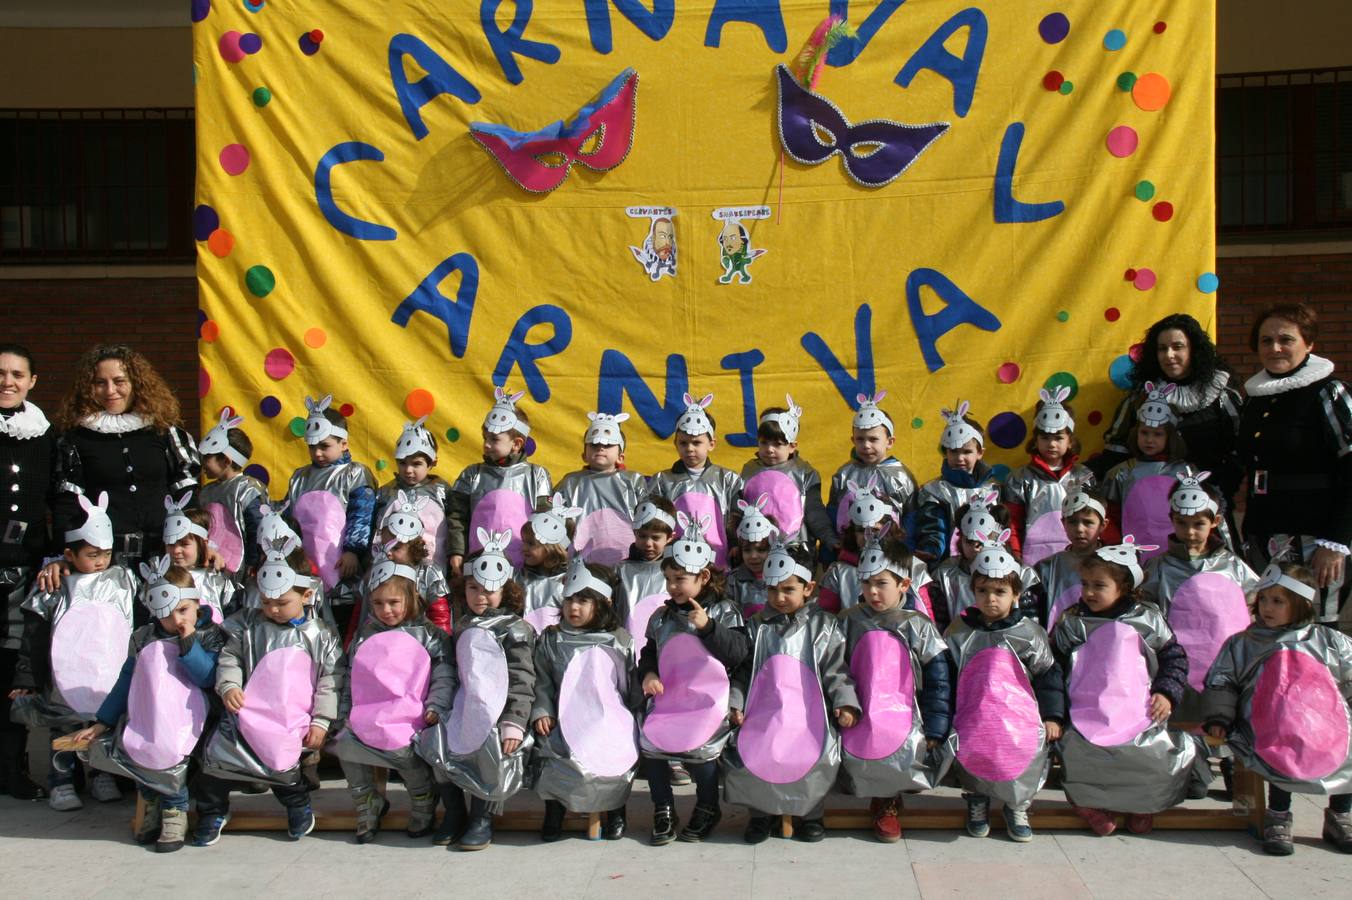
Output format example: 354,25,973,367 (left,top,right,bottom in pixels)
240,32,263,55
191,0,211,24
244,463,270,486
192,204,219,241
987,411,1027,449
298,34,320,56
1038,13,1070,44
259,395,282,418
